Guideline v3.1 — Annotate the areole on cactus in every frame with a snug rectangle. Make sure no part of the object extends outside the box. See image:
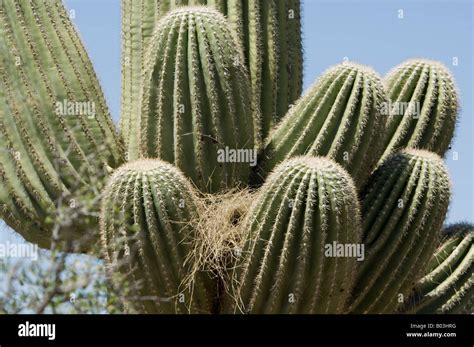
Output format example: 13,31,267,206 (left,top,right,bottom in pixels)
0,0,471,315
